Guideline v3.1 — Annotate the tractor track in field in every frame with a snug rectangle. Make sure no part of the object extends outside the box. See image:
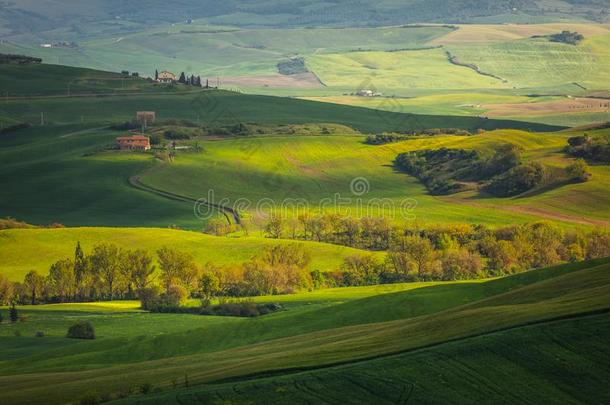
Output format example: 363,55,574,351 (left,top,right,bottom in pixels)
128,175,241,225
